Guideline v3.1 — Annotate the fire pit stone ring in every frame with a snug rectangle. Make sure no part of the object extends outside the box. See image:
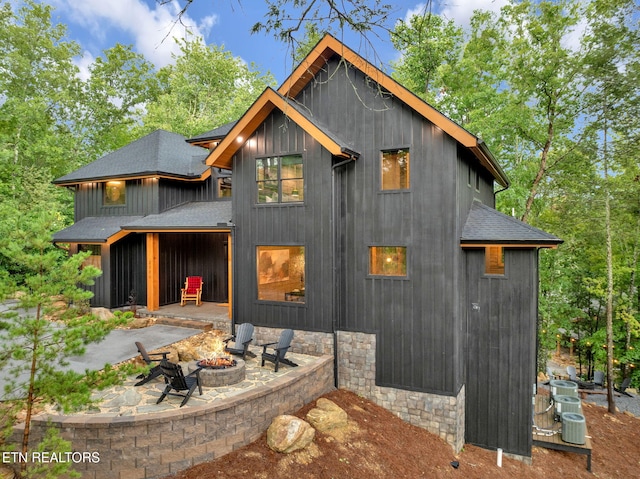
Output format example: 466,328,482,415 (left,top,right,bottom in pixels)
187,358,246,387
